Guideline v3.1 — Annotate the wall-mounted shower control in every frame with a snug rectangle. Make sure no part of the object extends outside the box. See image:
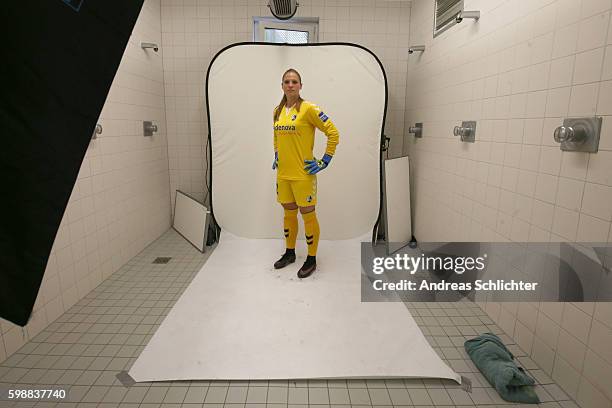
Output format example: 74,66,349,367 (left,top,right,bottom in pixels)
553,117,601,153
141,42,159,52
453,121,476,142
143,121,158,136
408,123,423,138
